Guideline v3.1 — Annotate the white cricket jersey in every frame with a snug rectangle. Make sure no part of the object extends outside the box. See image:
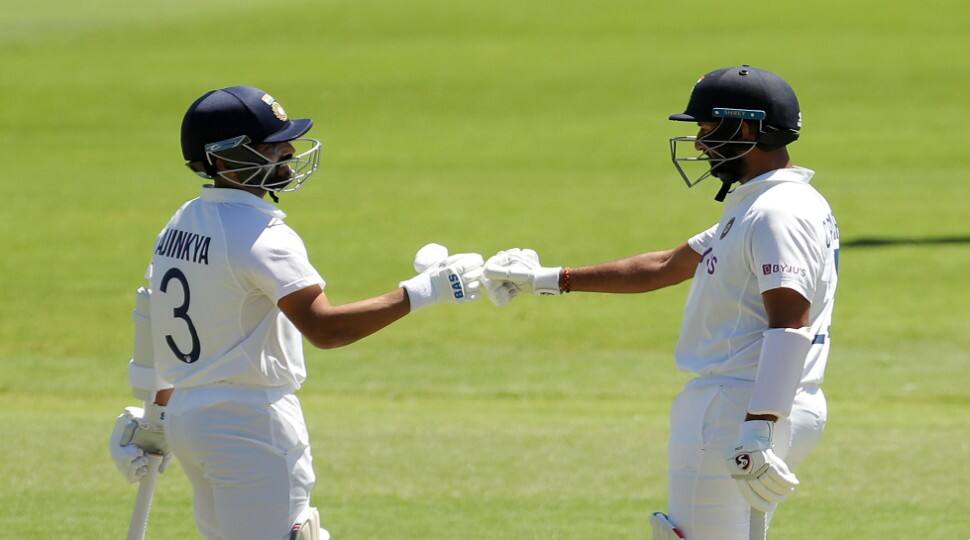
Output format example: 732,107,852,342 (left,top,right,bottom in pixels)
675,167,839,385
147,187,324,392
